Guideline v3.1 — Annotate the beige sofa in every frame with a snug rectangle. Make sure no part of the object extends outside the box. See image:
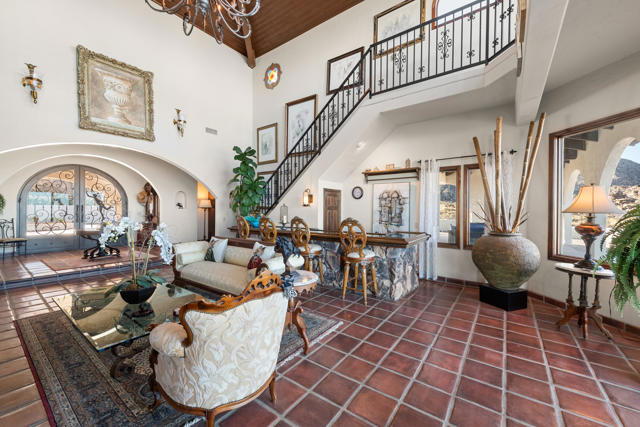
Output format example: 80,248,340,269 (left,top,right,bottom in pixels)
172,239,285,295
